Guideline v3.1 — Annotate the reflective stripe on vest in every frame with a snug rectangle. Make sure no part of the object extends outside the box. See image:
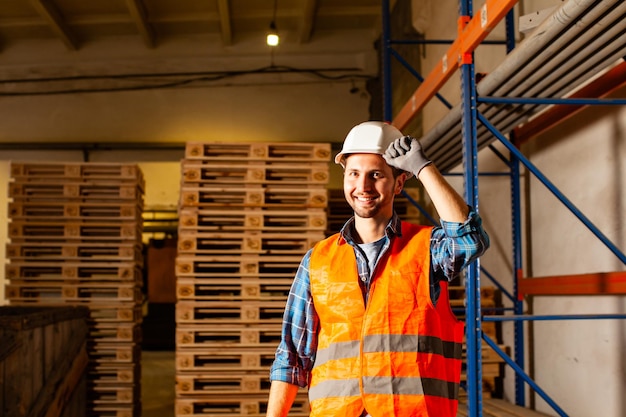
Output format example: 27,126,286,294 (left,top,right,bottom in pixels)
308,222,464,417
